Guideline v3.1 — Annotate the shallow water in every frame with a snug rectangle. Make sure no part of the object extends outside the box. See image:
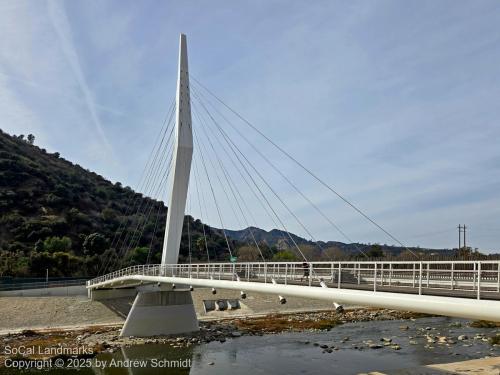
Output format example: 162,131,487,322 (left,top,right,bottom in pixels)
3,316,500,375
